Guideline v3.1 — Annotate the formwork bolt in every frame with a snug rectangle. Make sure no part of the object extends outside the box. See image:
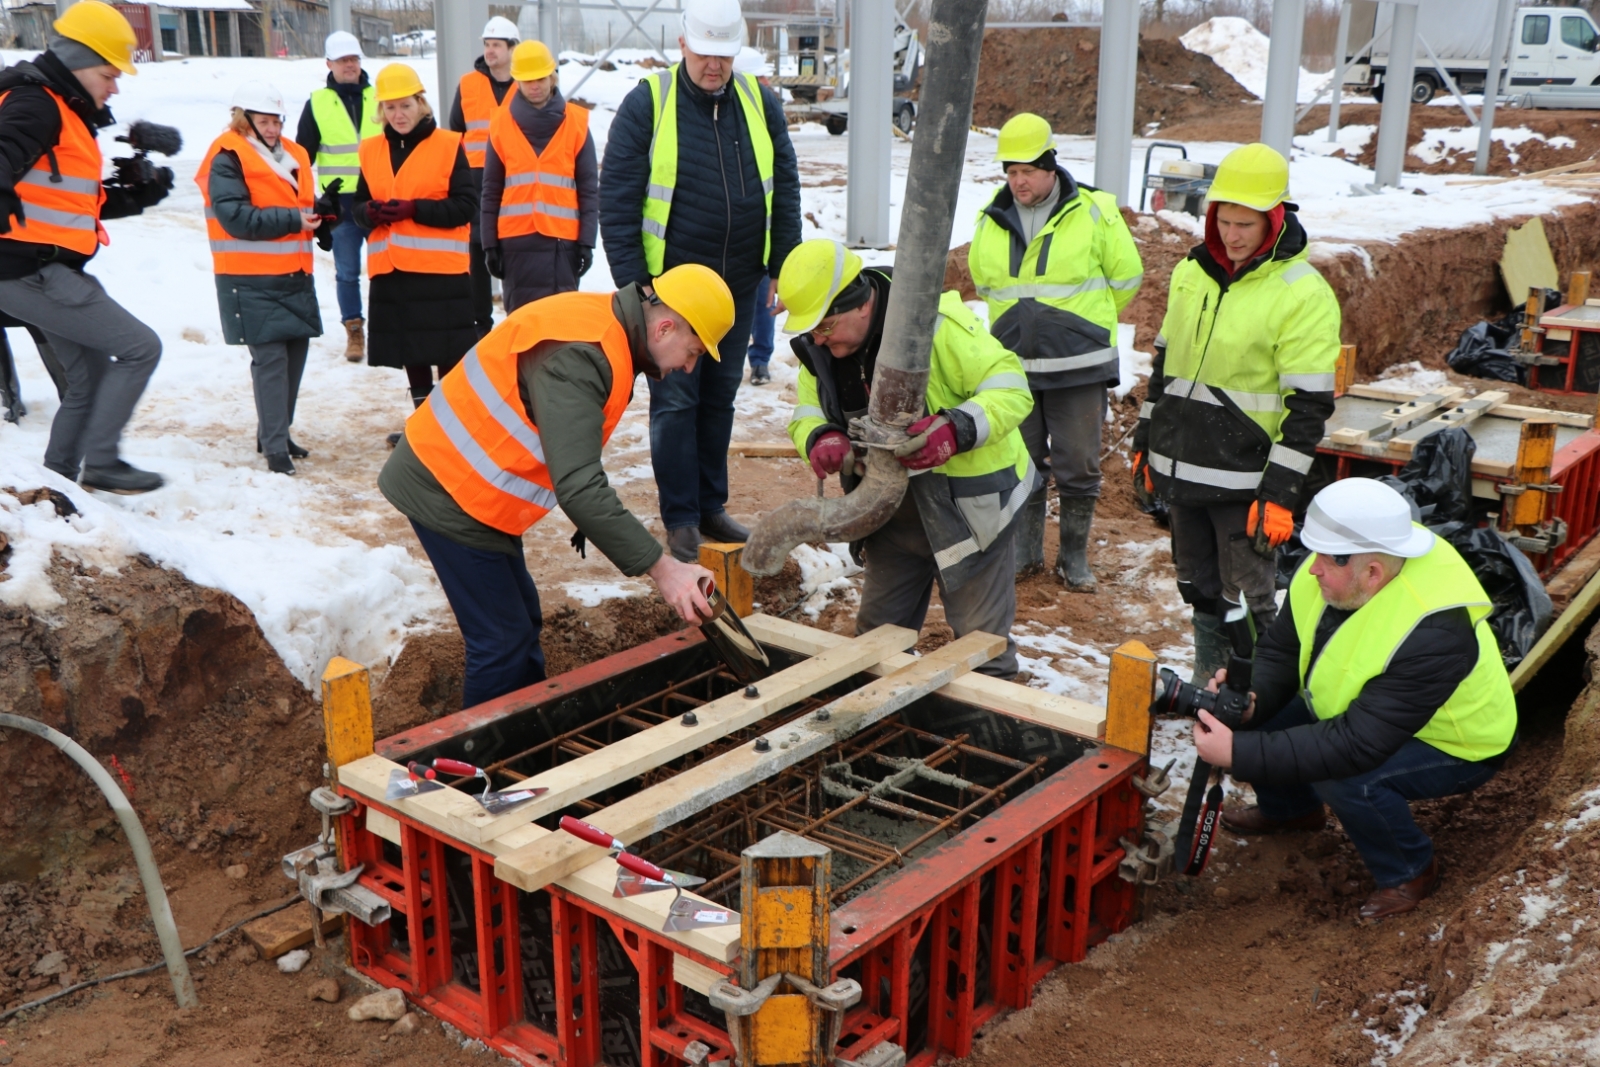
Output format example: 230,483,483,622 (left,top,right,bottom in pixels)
744,685,760,699
815,708,831,722
681,711,699,726
754,737,771,753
